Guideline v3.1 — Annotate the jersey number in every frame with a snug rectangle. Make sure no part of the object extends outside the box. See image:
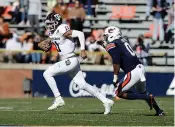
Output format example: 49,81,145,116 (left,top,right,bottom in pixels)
65,26,70,31
53,41,61,52
121,38,135,56
124,43,135,56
